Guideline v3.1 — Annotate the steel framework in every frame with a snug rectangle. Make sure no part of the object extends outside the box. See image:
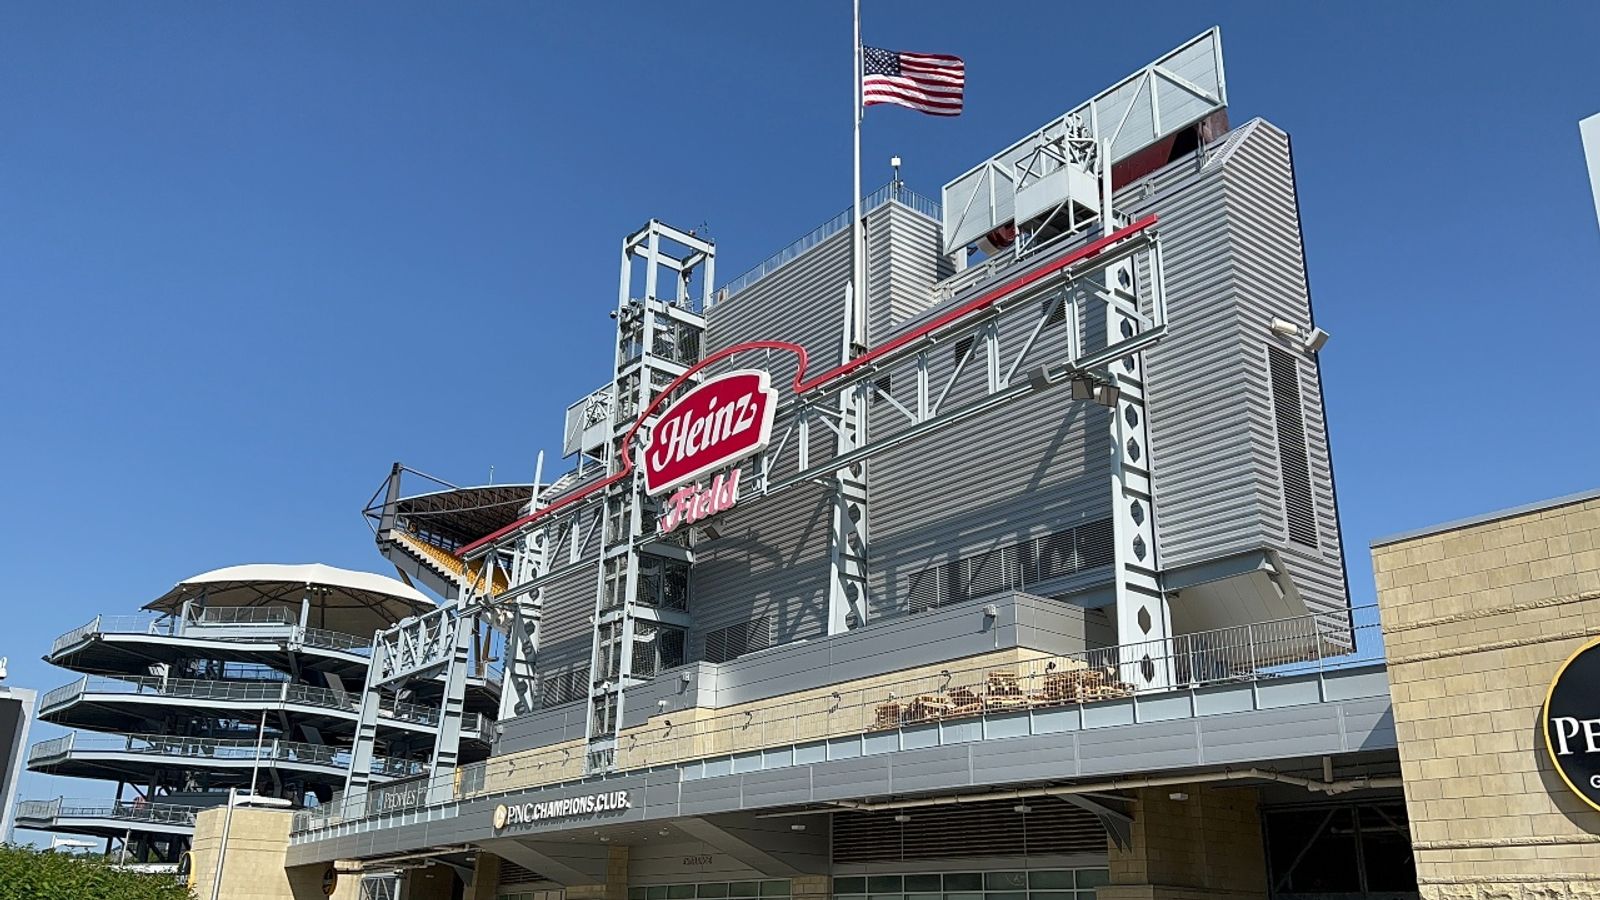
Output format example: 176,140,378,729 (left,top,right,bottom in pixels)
343,135,1175,806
